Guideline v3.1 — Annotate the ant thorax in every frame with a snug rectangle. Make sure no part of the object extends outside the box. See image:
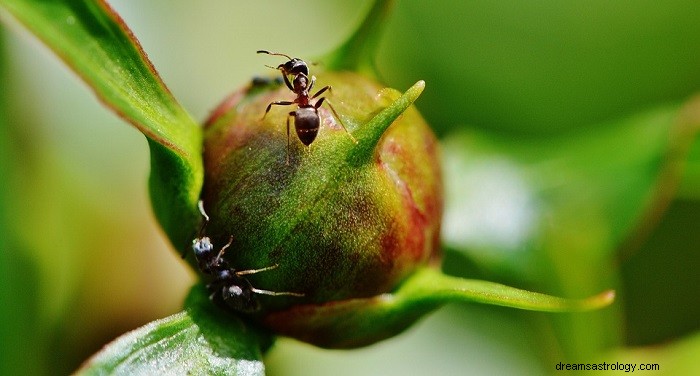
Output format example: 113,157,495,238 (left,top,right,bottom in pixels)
292,75,311,102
